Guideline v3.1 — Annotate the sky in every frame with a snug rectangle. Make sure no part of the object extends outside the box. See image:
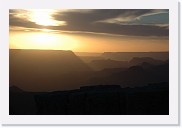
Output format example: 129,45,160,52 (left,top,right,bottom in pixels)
9,9,169,52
